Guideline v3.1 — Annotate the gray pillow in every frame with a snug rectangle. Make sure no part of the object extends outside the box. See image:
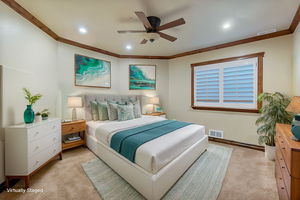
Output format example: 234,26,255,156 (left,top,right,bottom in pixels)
132,100,142,118
90,101,99,121
107,102,118,121
117,104,134,121
97,102,109,121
